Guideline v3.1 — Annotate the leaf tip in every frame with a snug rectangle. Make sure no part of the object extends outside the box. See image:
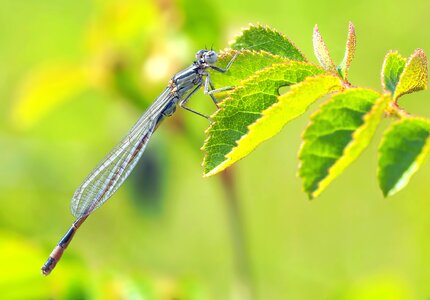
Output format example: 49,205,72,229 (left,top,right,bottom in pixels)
347,21,356,36
338,21,357,79
312,24,336,72
393,48,428,99
313,24,319,33
381,189,389,198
